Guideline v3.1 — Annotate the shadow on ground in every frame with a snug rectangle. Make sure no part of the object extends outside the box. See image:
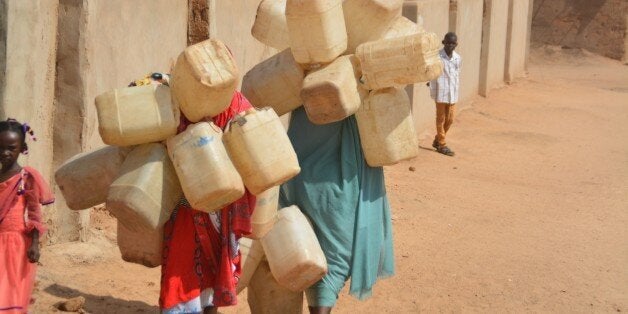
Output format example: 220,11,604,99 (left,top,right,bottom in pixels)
43,283,159,313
